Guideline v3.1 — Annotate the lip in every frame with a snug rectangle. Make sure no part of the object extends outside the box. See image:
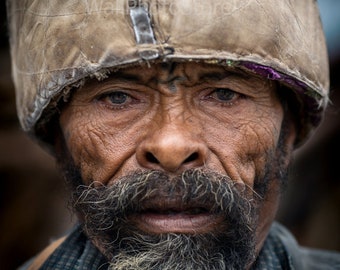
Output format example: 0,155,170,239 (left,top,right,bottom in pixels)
130,211,225,234
128,197,225,234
